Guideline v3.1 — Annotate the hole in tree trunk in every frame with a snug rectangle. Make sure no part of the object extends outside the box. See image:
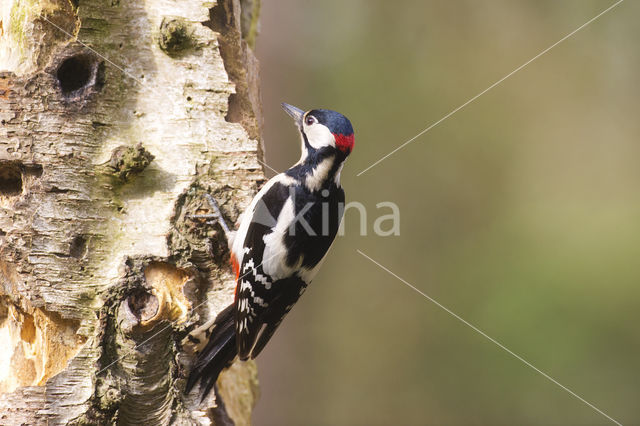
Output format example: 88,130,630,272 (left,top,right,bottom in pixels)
127,290,159,322
70,235,87,259
0,162,22,196
57,55,93,94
